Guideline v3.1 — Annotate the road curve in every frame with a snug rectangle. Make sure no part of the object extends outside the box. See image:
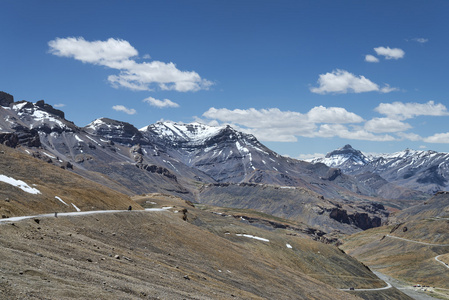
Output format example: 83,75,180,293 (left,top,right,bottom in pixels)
339,281,392,292
385,234,449,247
435,255,449,269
